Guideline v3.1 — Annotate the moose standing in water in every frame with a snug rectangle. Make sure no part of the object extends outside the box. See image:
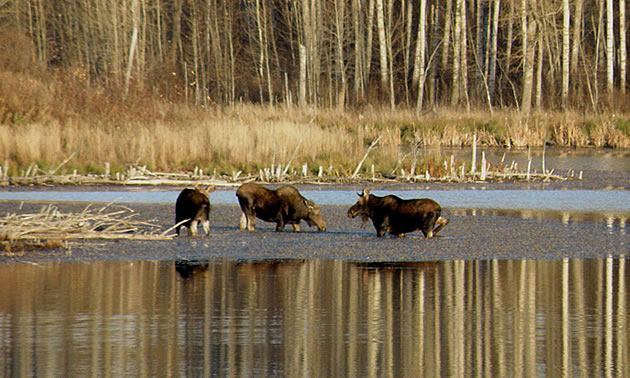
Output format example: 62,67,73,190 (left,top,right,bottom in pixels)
175,186,215,236
236,183,327,232
347,189,448,238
